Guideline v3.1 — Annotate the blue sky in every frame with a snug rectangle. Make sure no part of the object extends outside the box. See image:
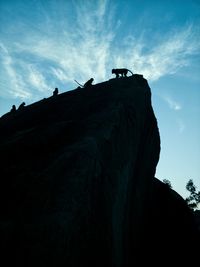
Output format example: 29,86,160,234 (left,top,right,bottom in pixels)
0,0,200,199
